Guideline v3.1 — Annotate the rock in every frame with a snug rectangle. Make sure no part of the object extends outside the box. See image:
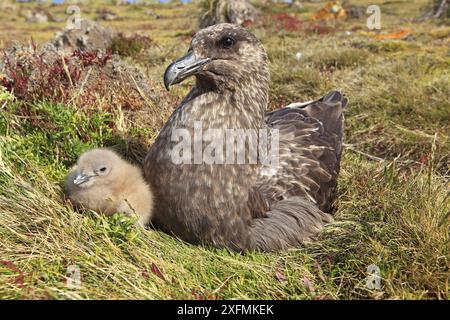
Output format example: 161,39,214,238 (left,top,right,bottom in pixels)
144,10,160,19
26,11,49,23
22,8,63,23
53,19,116,52
96,8,119,21
96,12,118,21
199,0,258,29
347,6,365,19
419,0,450,20
291,1,303,10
